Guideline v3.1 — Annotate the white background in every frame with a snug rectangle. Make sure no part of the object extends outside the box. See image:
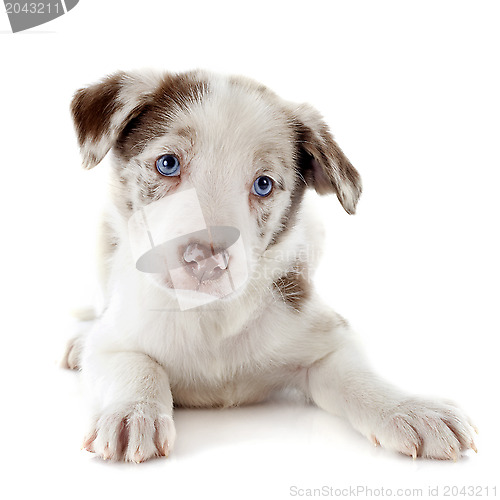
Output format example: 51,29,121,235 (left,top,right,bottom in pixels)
1,1,499,499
